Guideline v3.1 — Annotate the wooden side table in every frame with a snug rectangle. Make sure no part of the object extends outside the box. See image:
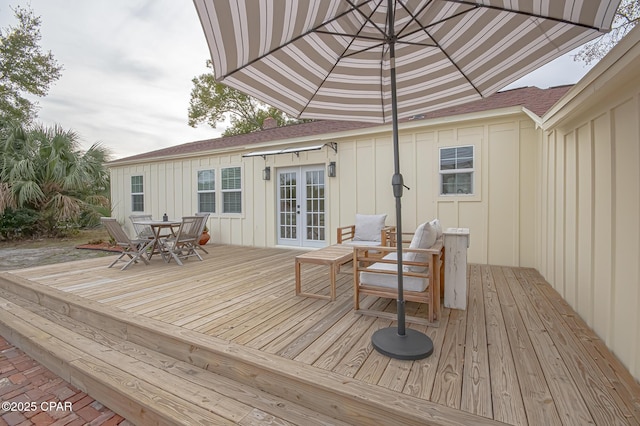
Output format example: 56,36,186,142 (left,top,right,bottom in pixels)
295,245,353,301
